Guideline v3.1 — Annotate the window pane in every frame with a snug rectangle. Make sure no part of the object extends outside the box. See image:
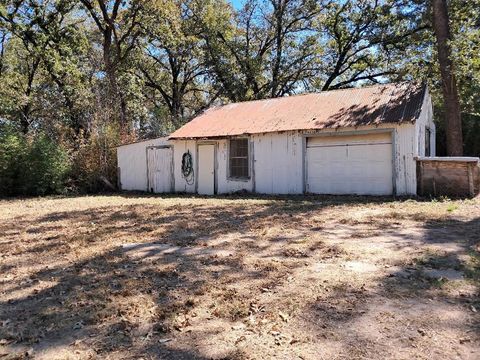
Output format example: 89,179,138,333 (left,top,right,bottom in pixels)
425,128,431,157
231,159,248,178
230,138,248,157
229,139,249,178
